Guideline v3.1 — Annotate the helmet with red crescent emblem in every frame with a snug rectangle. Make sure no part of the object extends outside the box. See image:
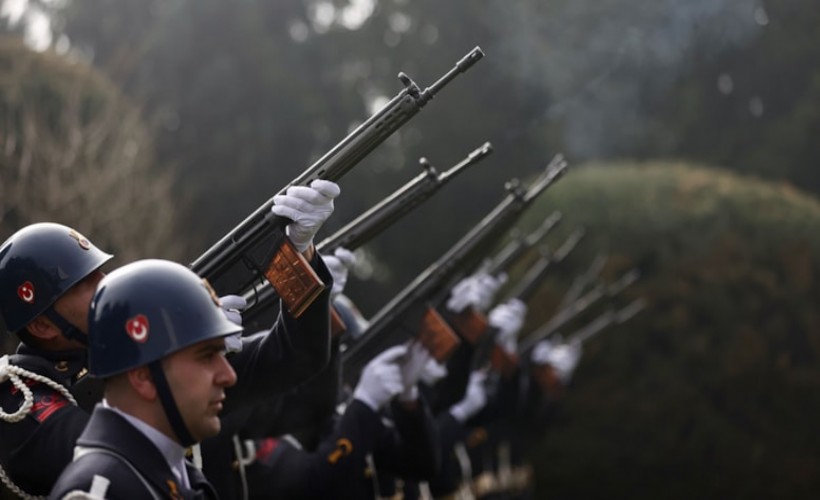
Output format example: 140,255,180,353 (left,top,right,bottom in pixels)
87,259,241,377
0,223,113,333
